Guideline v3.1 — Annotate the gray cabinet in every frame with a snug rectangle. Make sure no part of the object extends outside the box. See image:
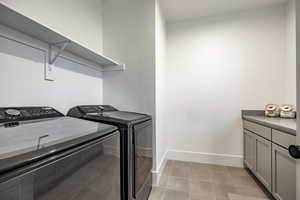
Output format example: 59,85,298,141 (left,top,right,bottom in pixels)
243,119,296,200
244,130,256,172
272,143,296,200
254,135,271,191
